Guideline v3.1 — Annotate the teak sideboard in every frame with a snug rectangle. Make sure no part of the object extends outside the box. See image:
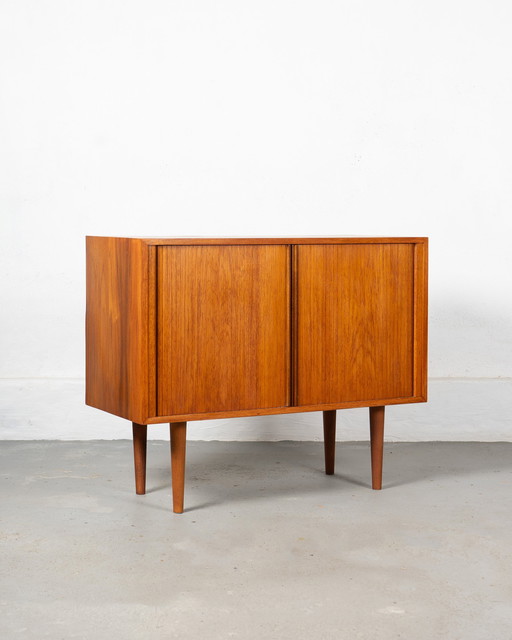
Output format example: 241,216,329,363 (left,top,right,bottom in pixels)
86,236,428,513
